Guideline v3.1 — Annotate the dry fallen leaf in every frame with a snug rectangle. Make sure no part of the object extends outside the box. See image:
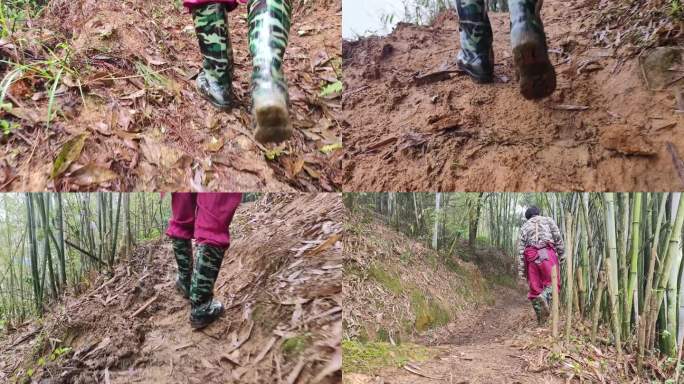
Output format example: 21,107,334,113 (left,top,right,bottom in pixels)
70,163,118,186
52,133,88,179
